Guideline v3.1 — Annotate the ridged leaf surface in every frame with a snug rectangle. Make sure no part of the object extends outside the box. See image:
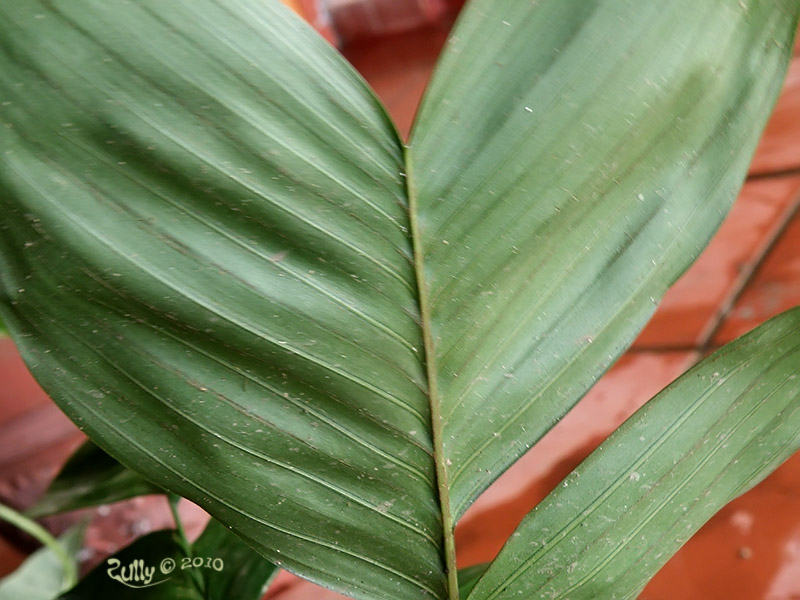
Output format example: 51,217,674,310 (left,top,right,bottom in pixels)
468,308,800,599
409,0,800,517
0,1,798,599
